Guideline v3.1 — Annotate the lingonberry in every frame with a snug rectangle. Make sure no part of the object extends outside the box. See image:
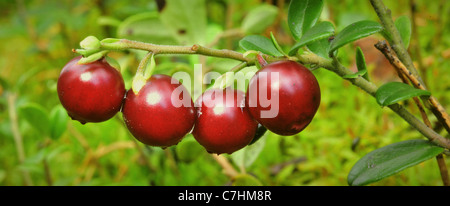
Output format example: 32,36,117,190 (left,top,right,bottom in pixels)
192,88,258,154
57,56,126,124
246,60,321,136
121,74,195,148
